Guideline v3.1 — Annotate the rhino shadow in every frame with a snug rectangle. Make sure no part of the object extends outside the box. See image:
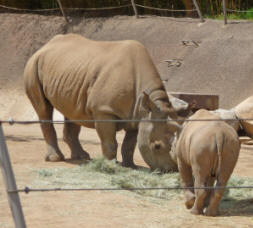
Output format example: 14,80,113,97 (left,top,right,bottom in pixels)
220,197,253,217
5,135,100,145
